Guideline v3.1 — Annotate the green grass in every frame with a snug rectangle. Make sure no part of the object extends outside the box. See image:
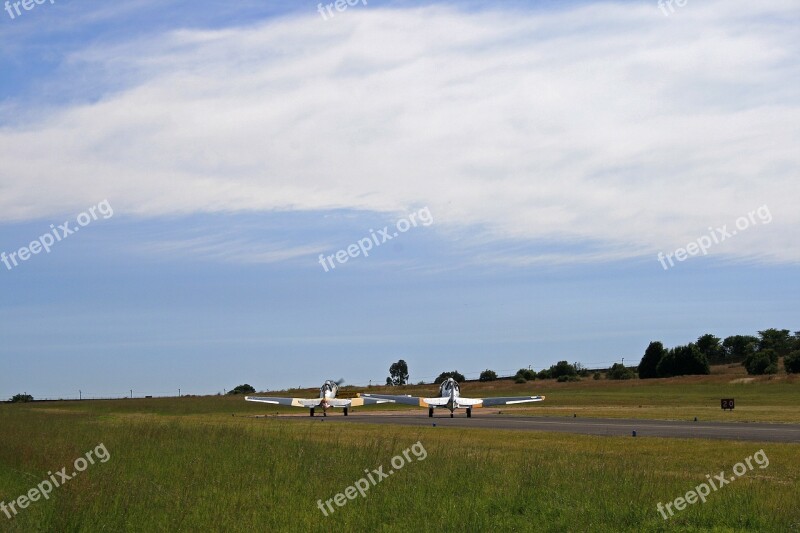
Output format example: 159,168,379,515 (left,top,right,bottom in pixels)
1,394,799,532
